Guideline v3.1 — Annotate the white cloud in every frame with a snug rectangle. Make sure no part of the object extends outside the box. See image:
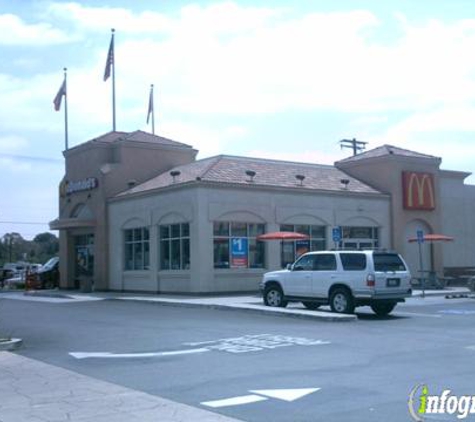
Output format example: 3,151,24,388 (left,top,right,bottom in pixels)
46,1,282,34
0,13,70,45
159,121,248,158
245,149,346,166
0,135,29,153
